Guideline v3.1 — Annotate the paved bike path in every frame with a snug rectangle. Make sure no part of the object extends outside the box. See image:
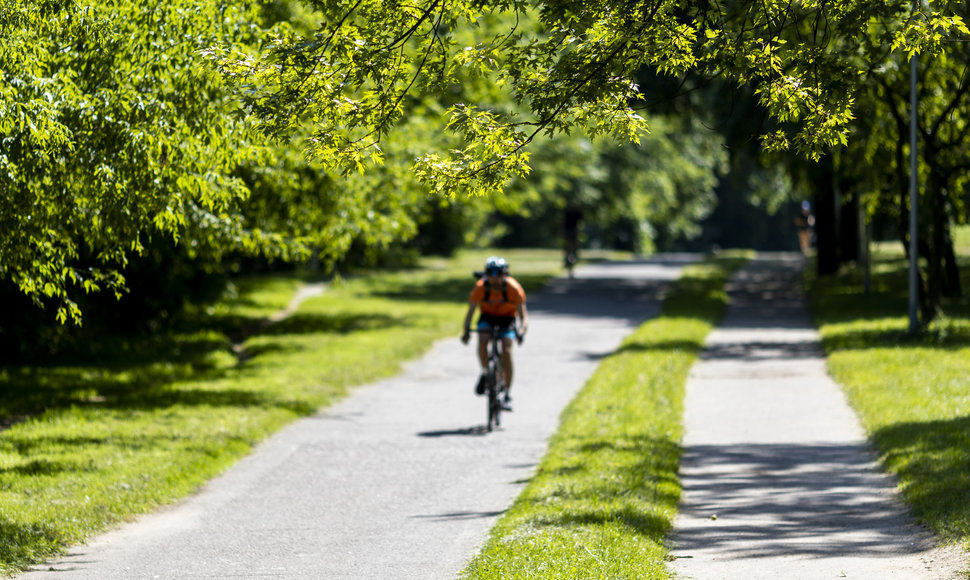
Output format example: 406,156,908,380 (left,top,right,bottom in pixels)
20,258,692,580
669,255,965,579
